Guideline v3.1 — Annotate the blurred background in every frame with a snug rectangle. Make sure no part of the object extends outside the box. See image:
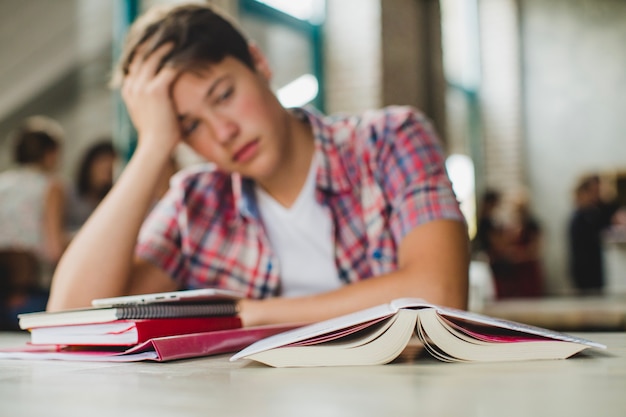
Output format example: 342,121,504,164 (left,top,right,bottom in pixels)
1,0,625,300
